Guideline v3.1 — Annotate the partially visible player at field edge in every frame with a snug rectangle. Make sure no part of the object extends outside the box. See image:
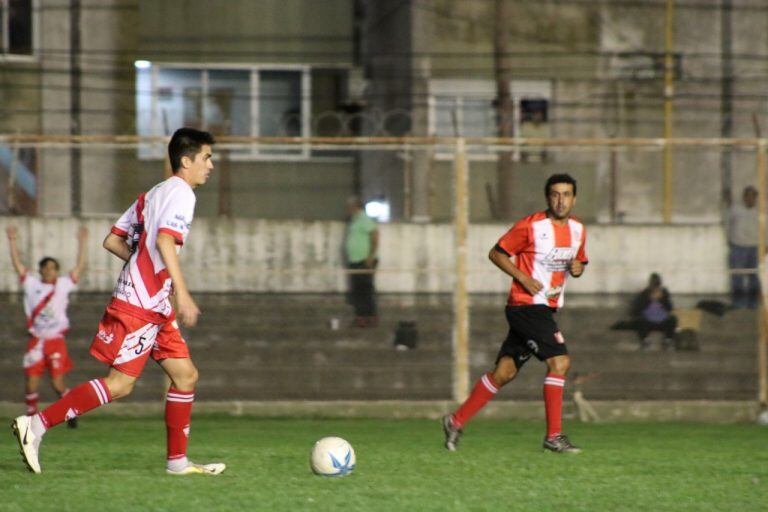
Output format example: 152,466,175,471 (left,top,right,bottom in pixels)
442,173,587,453
6,225,88,428
12,127,225,475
